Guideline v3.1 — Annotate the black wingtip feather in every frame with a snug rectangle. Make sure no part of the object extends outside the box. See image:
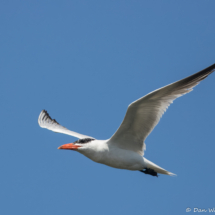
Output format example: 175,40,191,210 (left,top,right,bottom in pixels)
53,119,60,125
197,63,215,80
41,110,60,125
178,63,215,87
199,63,215,74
